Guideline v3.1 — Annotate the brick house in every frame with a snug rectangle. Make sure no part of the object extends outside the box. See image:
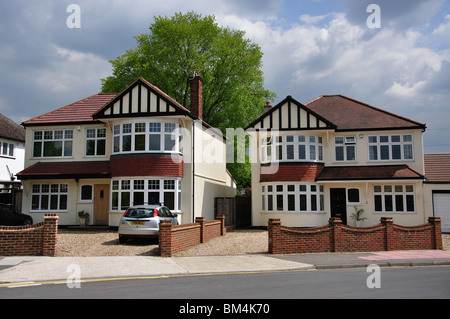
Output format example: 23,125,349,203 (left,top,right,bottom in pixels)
246,95,435,228
18,75,236,226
